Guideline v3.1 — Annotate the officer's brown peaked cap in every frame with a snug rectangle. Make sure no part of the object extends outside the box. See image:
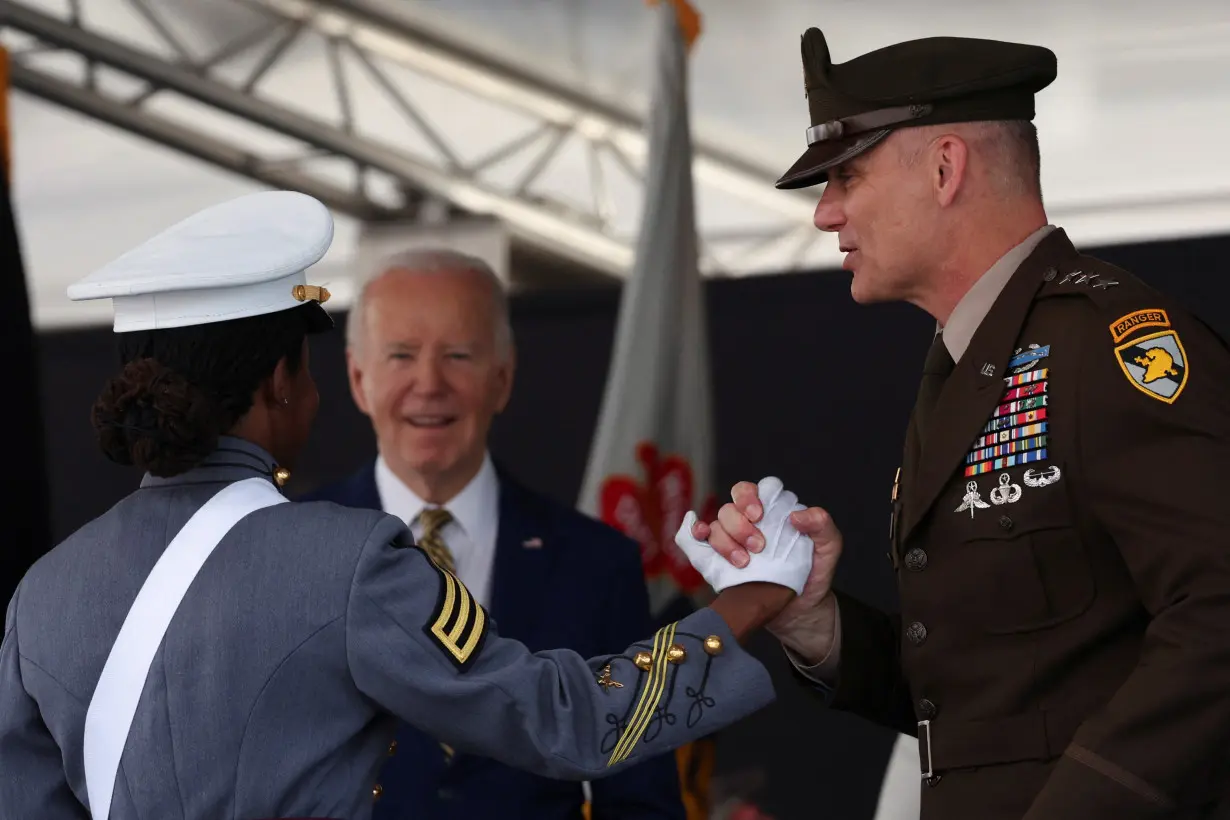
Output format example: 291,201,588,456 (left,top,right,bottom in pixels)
776,29,1058,189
